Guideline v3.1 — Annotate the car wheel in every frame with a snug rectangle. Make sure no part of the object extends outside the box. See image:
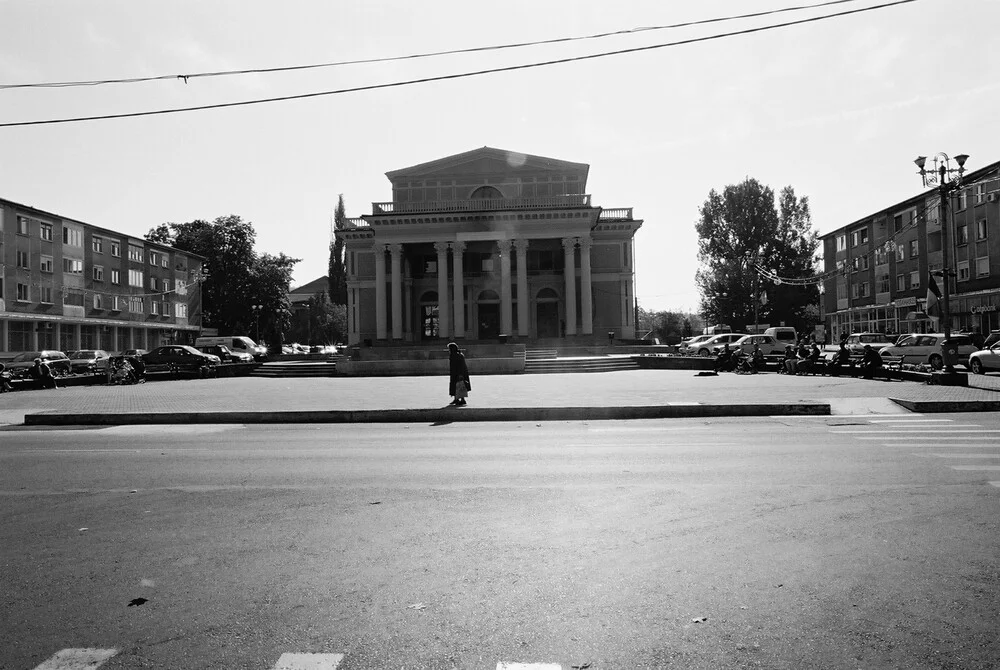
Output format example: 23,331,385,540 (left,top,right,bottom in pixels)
929,354,943,370
970,358,984,374
699,348,710,357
